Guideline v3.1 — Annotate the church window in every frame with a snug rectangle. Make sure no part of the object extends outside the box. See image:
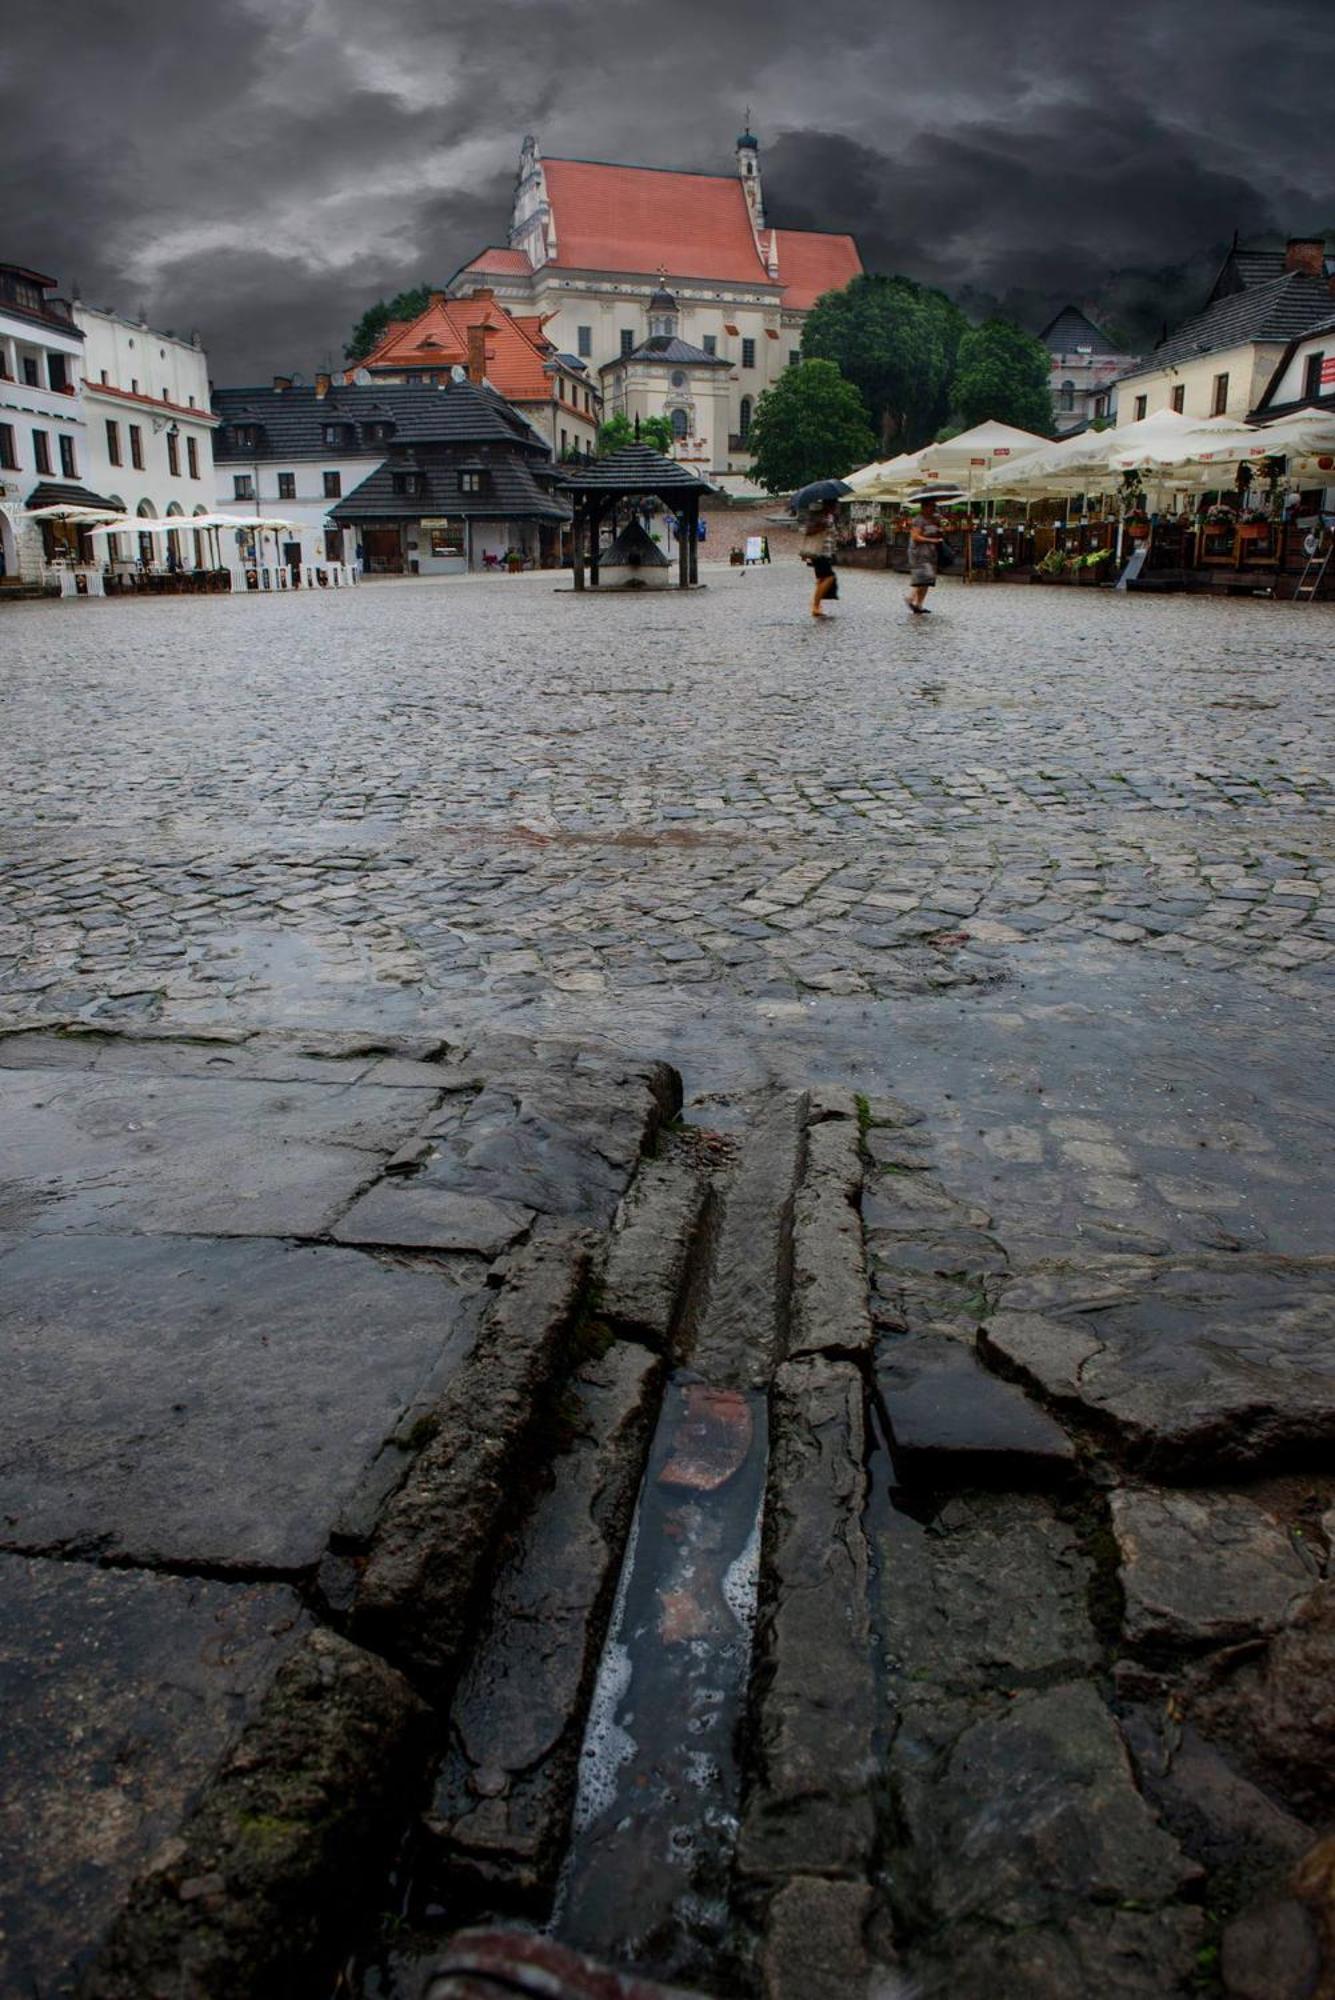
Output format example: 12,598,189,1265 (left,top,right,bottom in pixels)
671,407,688,439
620,329,635,356
577,325,592,357
671,370,687,389
789,349,801,368
741,338,756,369
702,334,717,356
739,396,753,441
